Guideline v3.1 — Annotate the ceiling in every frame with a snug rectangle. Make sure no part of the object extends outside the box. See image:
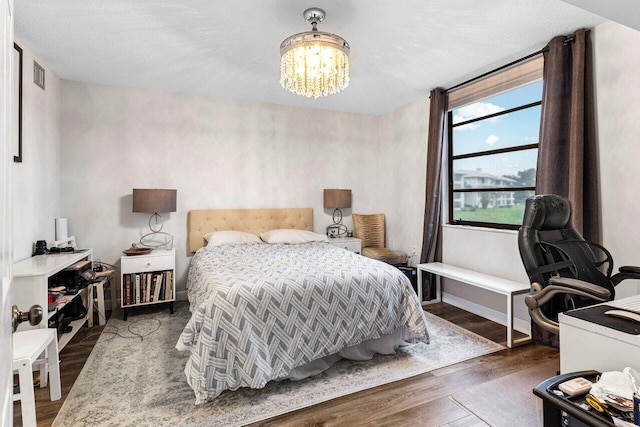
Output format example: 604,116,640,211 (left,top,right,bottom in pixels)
15,1,607,116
